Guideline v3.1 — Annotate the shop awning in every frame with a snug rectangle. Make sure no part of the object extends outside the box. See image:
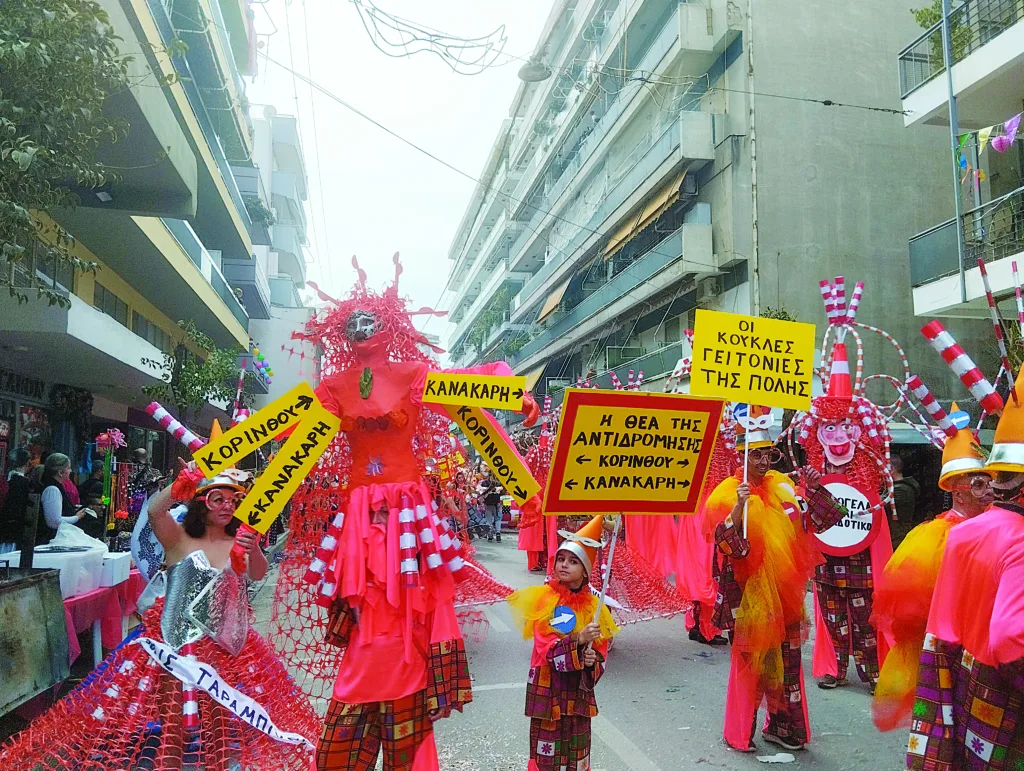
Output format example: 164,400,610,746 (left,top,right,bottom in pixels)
603,171,687,261
523,363,547,393
536,278,571,323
